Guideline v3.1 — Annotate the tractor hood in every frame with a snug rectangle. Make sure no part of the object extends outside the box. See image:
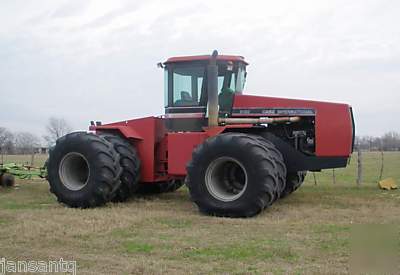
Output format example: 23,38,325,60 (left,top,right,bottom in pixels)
232,94,354,157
